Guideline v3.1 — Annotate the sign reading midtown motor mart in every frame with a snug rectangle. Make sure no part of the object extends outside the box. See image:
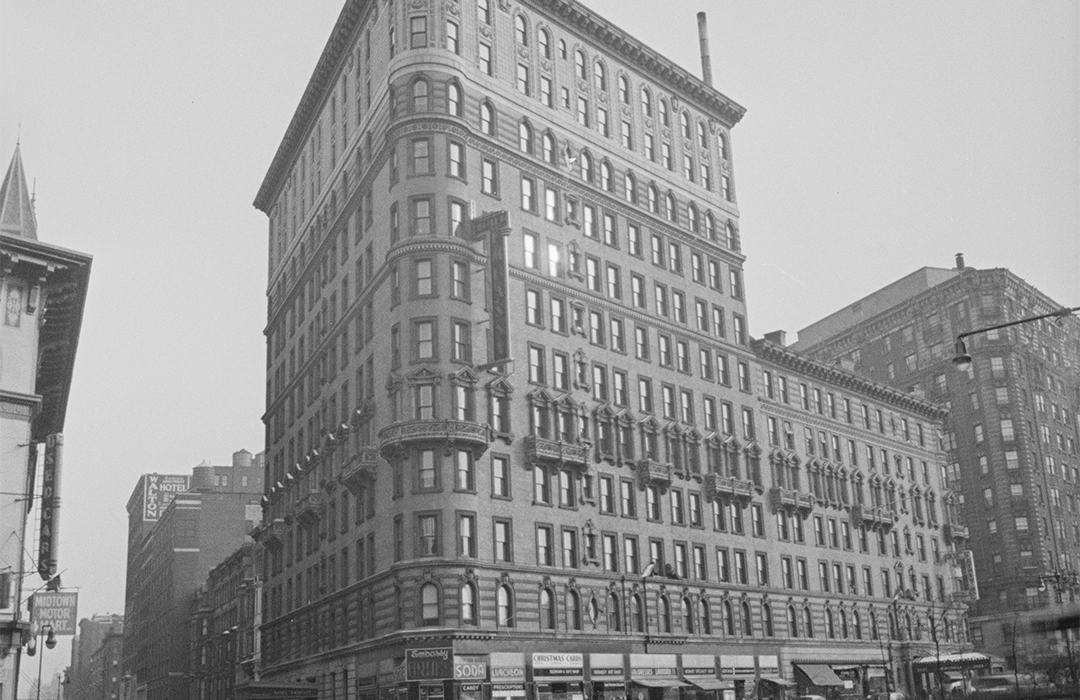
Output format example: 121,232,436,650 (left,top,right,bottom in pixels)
31,591,78,635
532,653,584,679
406,648,454,681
